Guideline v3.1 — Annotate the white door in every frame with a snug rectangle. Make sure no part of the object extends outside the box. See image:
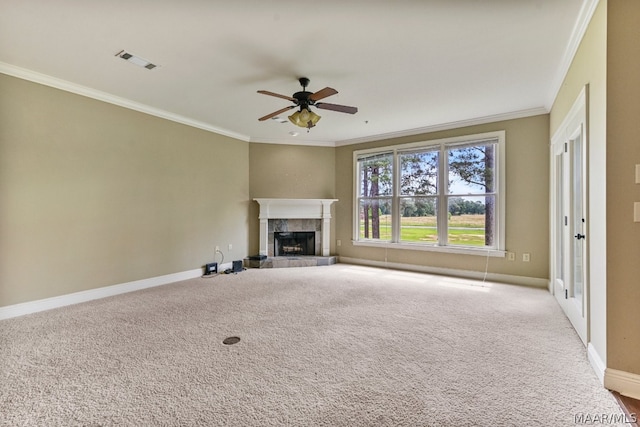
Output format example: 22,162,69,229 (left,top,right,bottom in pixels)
551,88,588,345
